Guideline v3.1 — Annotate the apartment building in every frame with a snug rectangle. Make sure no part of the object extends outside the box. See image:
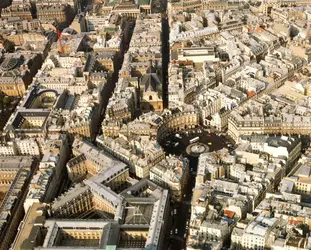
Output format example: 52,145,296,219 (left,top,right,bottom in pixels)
150,155,189,201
